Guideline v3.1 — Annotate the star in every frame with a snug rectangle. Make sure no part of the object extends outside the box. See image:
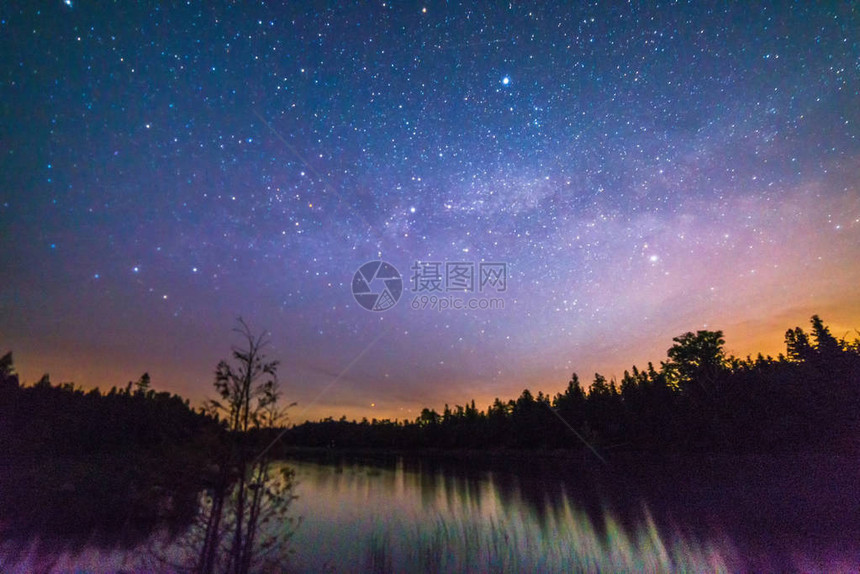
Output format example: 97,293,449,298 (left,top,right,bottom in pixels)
0,0,856,425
